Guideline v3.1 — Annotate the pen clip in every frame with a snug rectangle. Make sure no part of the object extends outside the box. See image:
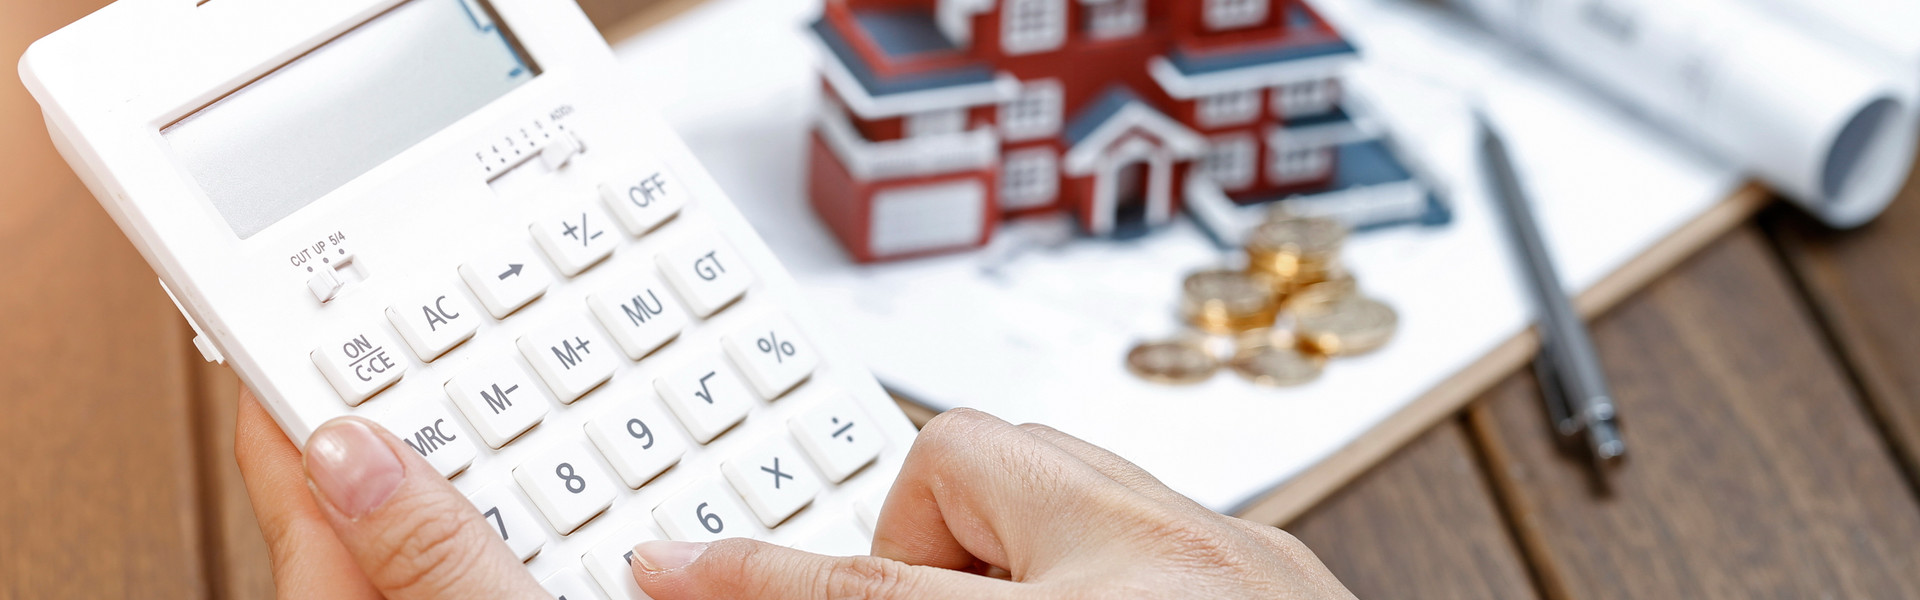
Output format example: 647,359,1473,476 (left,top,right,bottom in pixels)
1531,345,1582,439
